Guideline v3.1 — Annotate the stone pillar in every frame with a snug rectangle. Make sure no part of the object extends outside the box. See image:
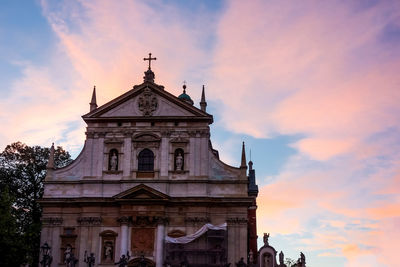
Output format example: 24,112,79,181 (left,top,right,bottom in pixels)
123,135,132,177
155,223,165,267
118,216,130,256
160,137,168,177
